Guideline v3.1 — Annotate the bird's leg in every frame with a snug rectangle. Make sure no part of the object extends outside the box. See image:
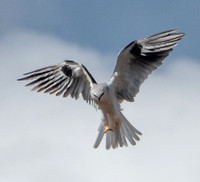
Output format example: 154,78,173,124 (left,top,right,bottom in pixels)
103,114,120,133
103,113,113,133
104,122,119,133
